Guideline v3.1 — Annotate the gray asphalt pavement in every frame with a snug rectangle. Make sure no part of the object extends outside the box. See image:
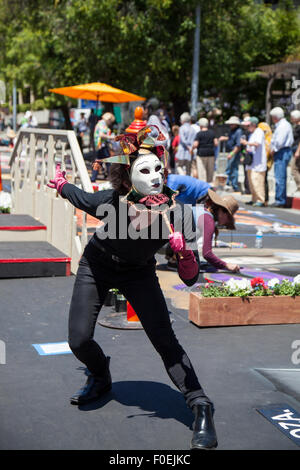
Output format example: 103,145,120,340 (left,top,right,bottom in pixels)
1,248,300,451
1,173,300,451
